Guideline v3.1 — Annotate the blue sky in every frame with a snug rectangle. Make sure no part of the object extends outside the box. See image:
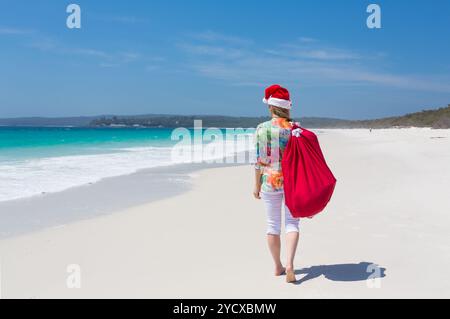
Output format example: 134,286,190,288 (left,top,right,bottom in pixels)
0,0,449,119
